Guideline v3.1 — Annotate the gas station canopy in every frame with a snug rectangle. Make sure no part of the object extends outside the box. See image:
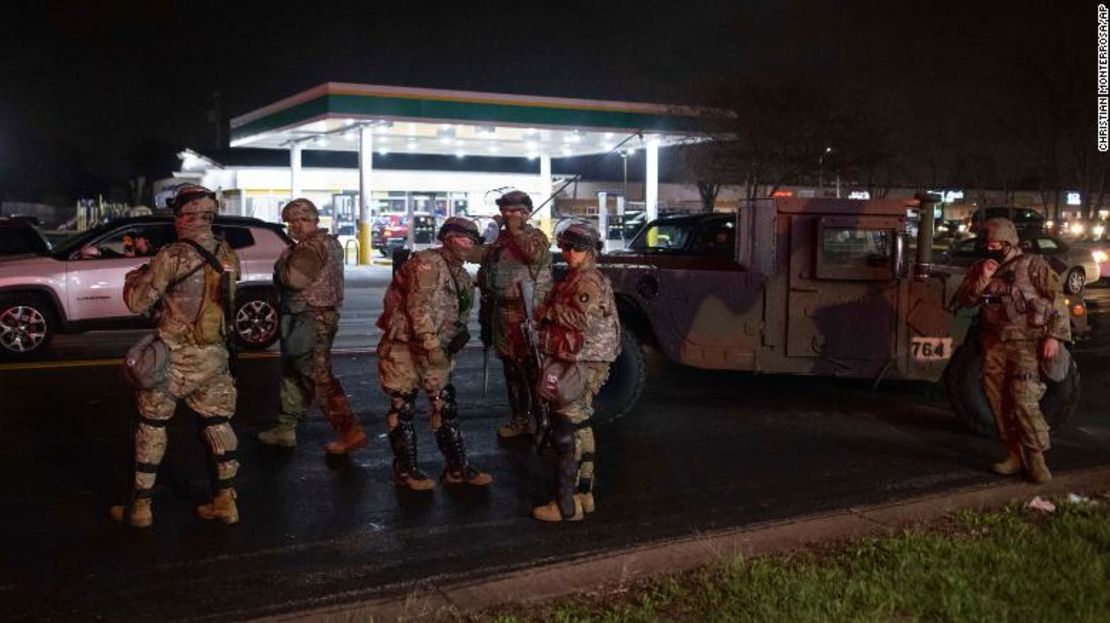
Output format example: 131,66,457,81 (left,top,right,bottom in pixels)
230,82,701,158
